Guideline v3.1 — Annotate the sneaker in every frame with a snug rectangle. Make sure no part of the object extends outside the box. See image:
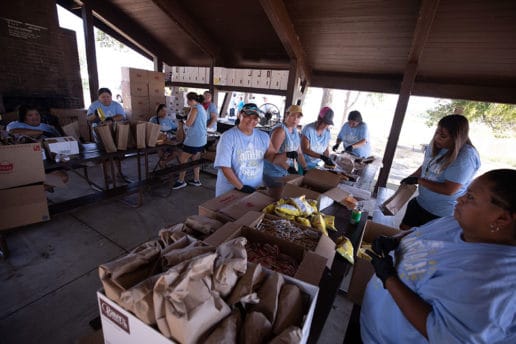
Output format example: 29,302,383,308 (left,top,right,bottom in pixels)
172,180,187,190
187,179,202,187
